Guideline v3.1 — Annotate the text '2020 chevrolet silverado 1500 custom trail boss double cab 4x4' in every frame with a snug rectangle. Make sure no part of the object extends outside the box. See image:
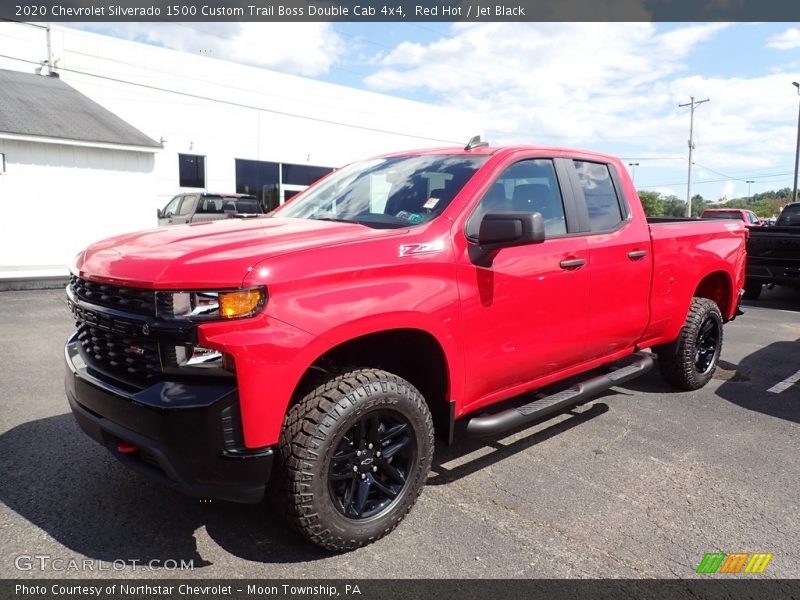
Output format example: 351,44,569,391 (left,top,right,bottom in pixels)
65,142,747,551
